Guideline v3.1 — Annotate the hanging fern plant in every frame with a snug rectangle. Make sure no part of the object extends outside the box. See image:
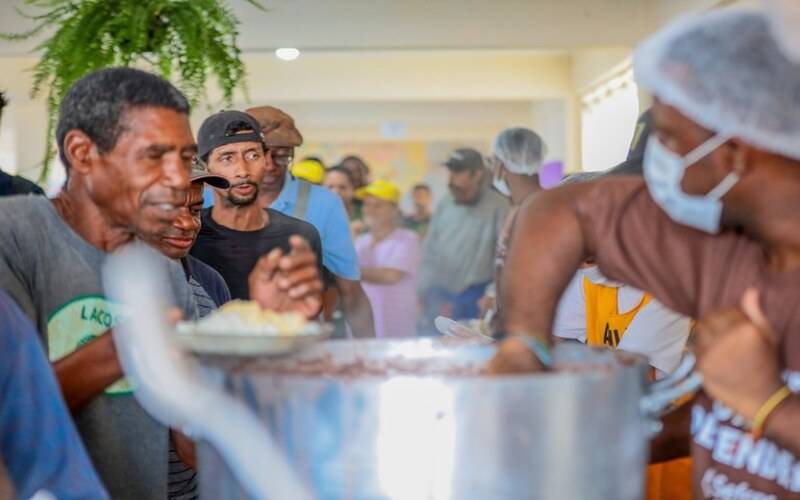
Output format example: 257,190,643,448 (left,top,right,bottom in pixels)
1,0,264,181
